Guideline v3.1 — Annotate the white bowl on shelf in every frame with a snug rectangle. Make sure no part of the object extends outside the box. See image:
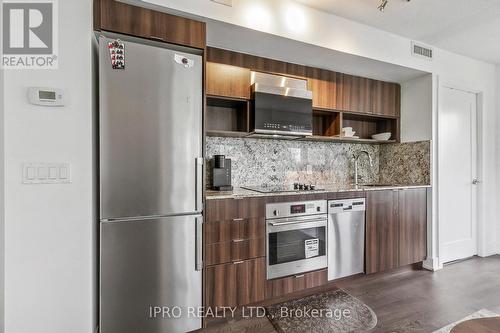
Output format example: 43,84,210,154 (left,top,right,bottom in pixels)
371,132,392,141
